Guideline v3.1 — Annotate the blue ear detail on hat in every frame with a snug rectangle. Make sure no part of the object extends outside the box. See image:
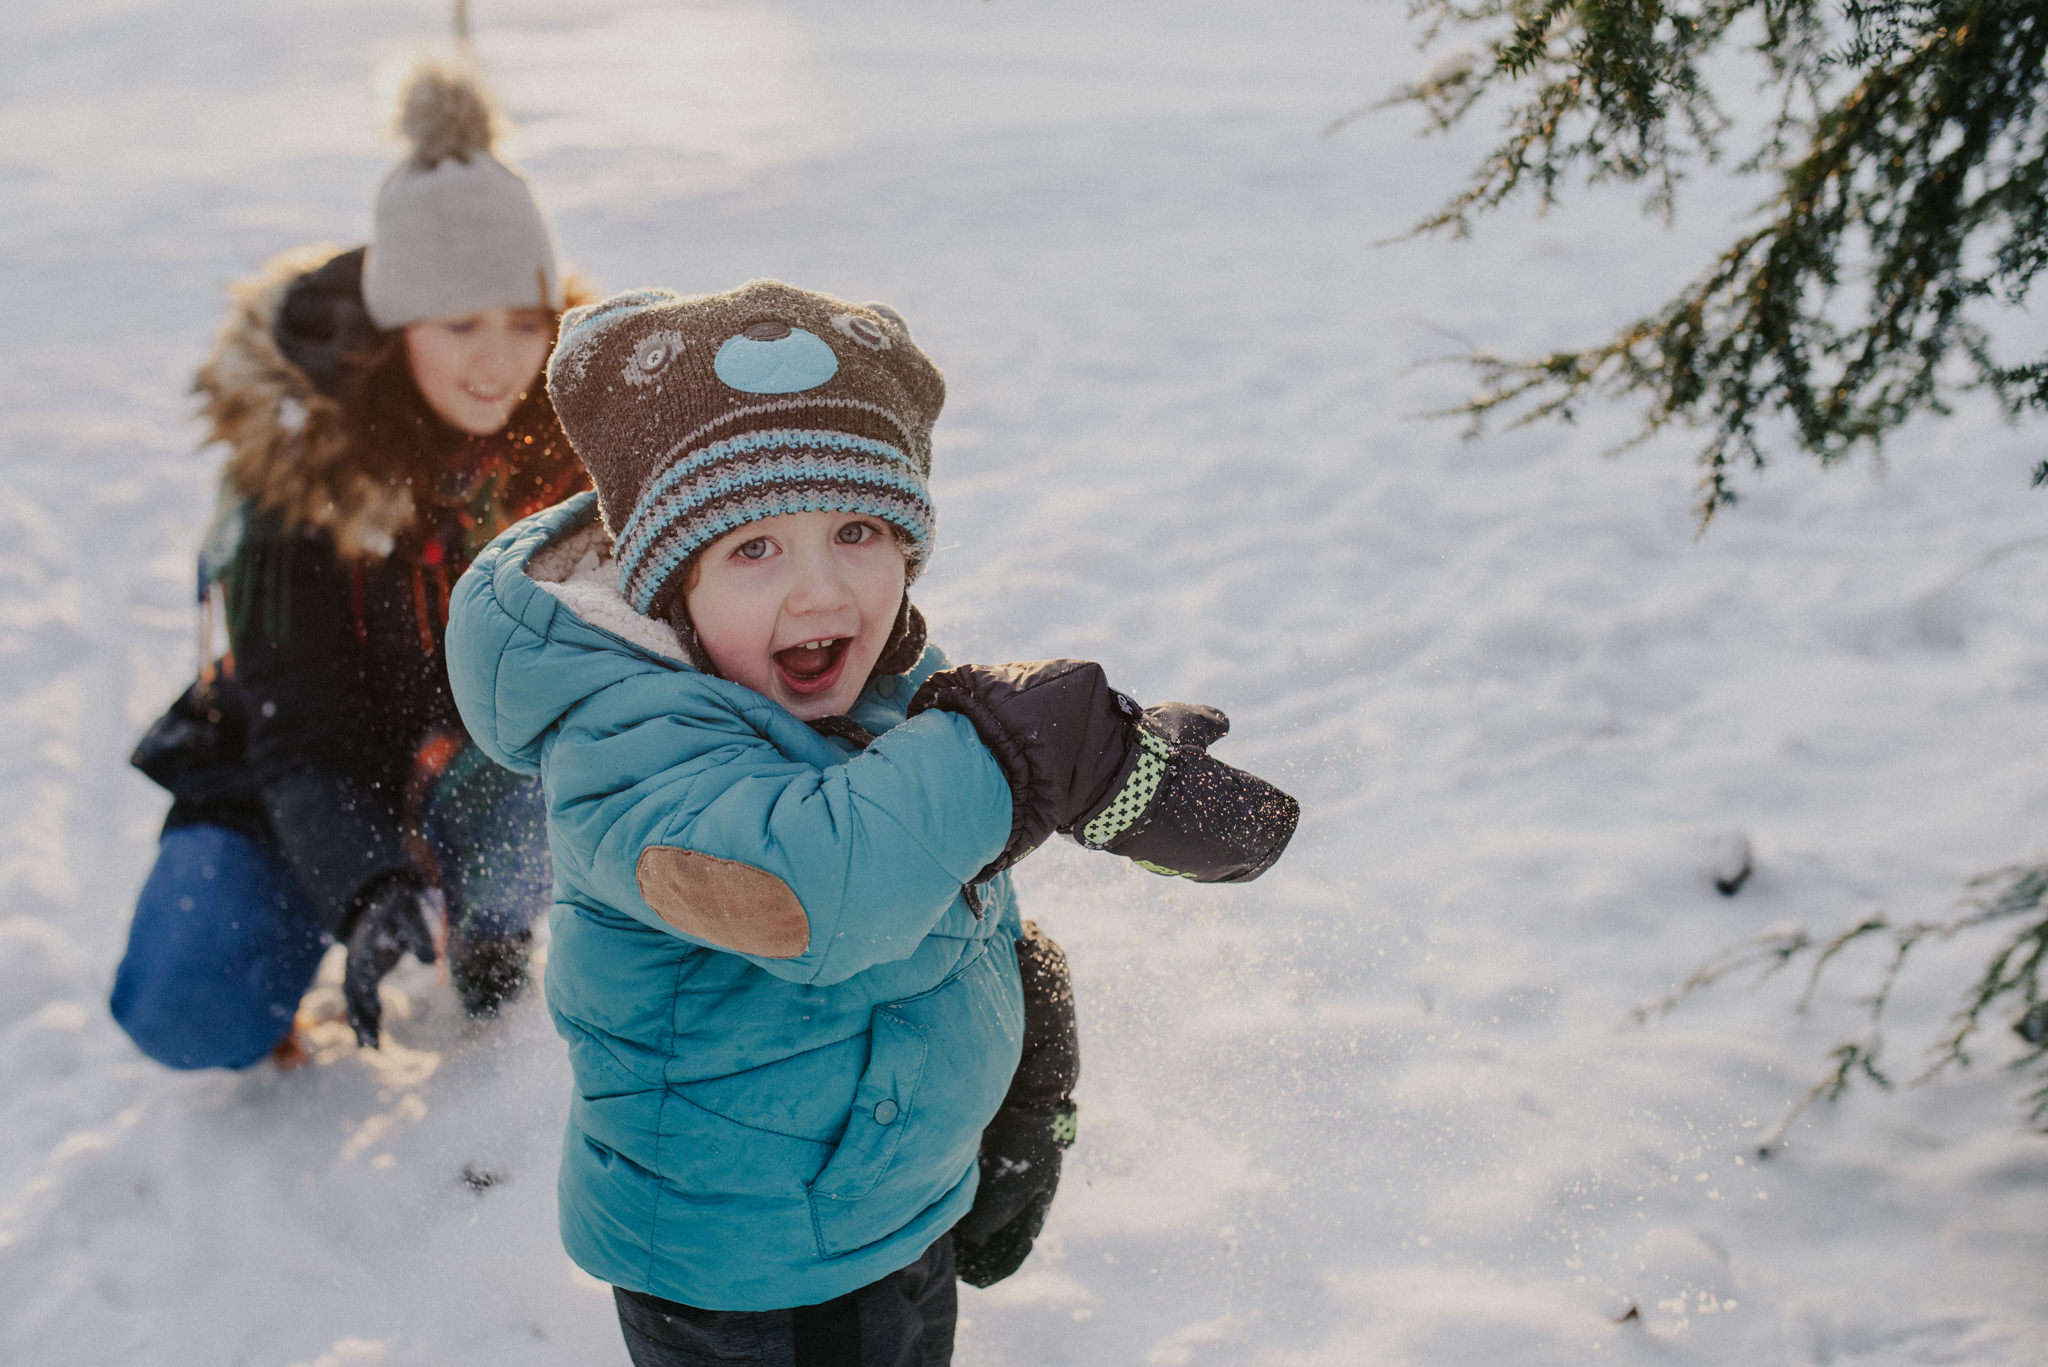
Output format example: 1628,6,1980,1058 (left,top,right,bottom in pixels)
714,327,839,394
